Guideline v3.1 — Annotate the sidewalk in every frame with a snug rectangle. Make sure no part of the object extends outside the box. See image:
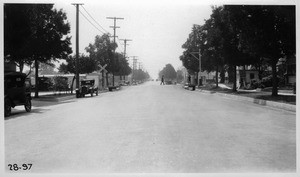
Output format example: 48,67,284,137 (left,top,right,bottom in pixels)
193,84,296,112
31,89,110,102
